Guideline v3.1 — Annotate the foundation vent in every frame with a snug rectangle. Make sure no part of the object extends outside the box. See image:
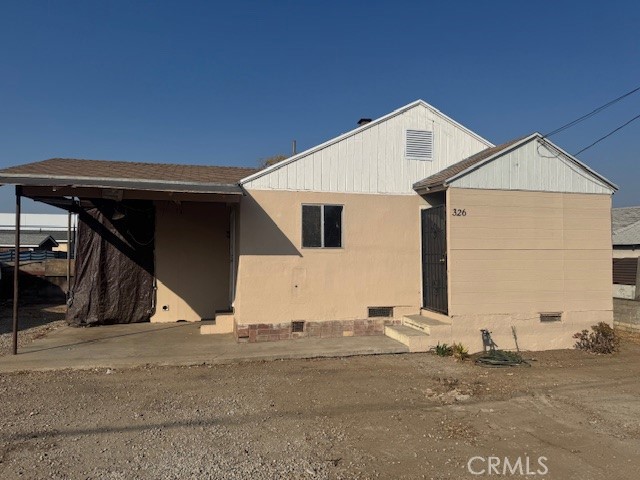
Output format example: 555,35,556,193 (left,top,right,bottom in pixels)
540,312,562,322
368,306,394,318
291,321,305,333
